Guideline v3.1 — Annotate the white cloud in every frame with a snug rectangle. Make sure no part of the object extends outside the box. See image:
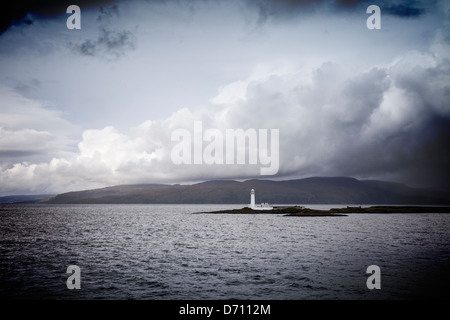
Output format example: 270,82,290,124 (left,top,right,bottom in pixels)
0,127,52,151
0,86,80,162
211,61,302,105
